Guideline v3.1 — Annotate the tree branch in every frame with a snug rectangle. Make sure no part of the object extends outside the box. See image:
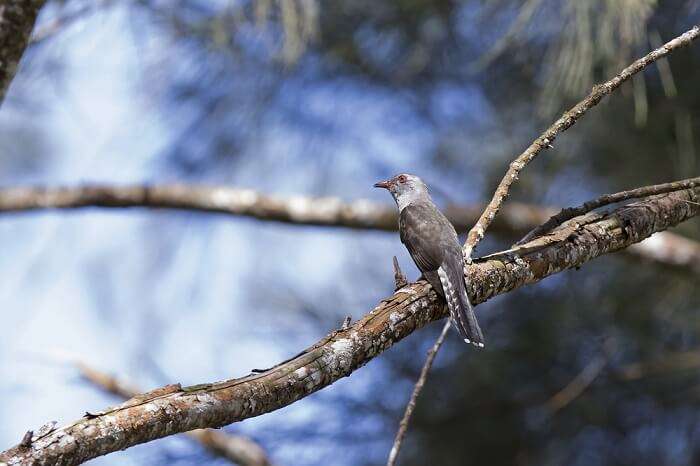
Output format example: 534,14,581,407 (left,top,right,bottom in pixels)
0,0,46,105
518,176,700,244
0,183,697,275
542,347,700,415
1,185,697,465
75,362,273,466
543,355,608,416
463,25,700,259
386,321,450,466
617,350,700,381
387,26,700,464
392,256,408,290
0,184,544,233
